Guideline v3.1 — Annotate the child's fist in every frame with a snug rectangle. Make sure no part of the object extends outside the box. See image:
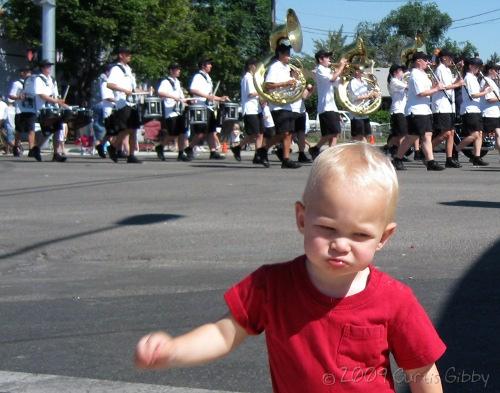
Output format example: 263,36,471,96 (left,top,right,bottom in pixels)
135,331,175,369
